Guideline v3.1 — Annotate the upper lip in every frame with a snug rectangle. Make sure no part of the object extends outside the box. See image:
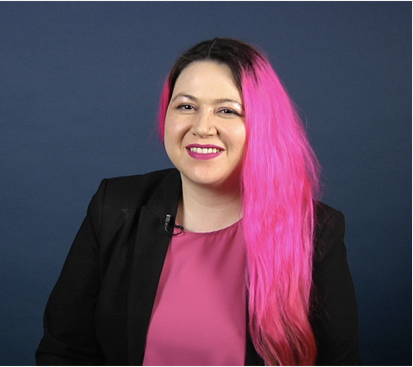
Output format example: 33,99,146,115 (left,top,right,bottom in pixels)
186,144,224,150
